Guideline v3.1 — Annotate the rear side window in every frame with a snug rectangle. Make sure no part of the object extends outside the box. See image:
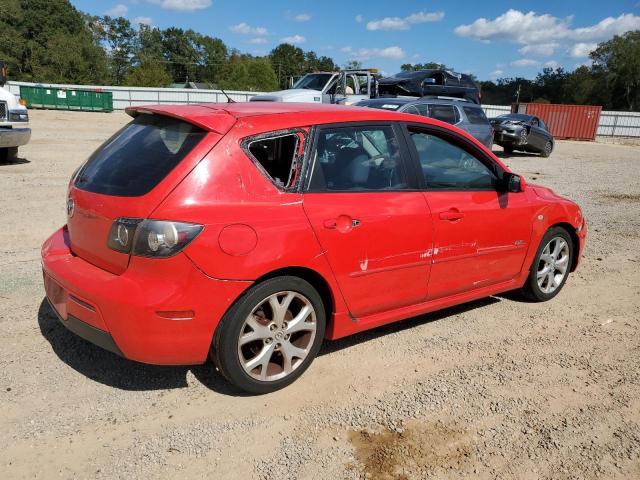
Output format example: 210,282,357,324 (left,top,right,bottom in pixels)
403,103,429,117
463,107,489,125
429,105,458,124
75,115,206,196
308,125,408,191
247,133,300,188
